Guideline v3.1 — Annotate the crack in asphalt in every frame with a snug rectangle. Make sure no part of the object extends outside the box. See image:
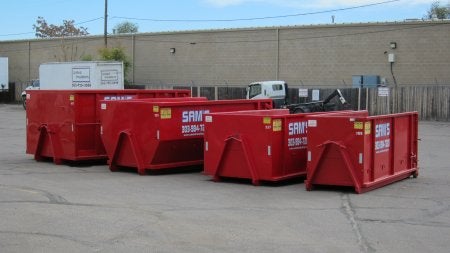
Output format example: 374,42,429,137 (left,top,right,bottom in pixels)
0,230,95,247
0,184,69,204
358,218,450,228
340,194,376,253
